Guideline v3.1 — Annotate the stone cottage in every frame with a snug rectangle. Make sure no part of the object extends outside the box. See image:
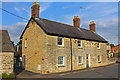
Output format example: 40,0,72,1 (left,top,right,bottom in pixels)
20,2,109,74
0,30,14,74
